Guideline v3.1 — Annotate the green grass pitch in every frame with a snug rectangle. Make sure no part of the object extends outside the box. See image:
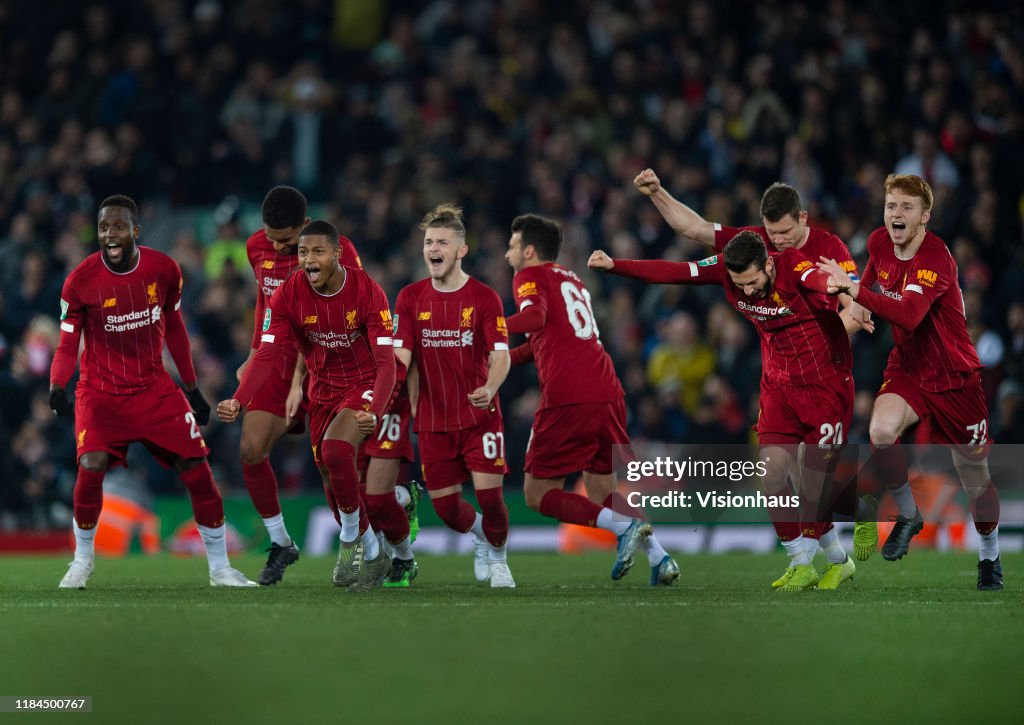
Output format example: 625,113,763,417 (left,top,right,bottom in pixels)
2,551,1022,724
